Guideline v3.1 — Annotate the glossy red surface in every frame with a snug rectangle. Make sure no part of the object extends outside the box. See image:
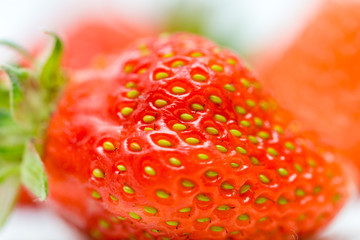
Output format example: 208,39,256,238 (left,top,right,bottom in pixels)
45,33,350,239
